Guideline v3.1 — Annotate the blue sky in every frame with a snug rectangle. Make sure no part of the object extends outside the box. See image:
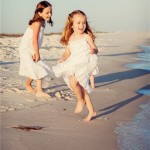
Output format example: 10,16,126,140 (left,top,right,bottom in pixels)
0,0,149,34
